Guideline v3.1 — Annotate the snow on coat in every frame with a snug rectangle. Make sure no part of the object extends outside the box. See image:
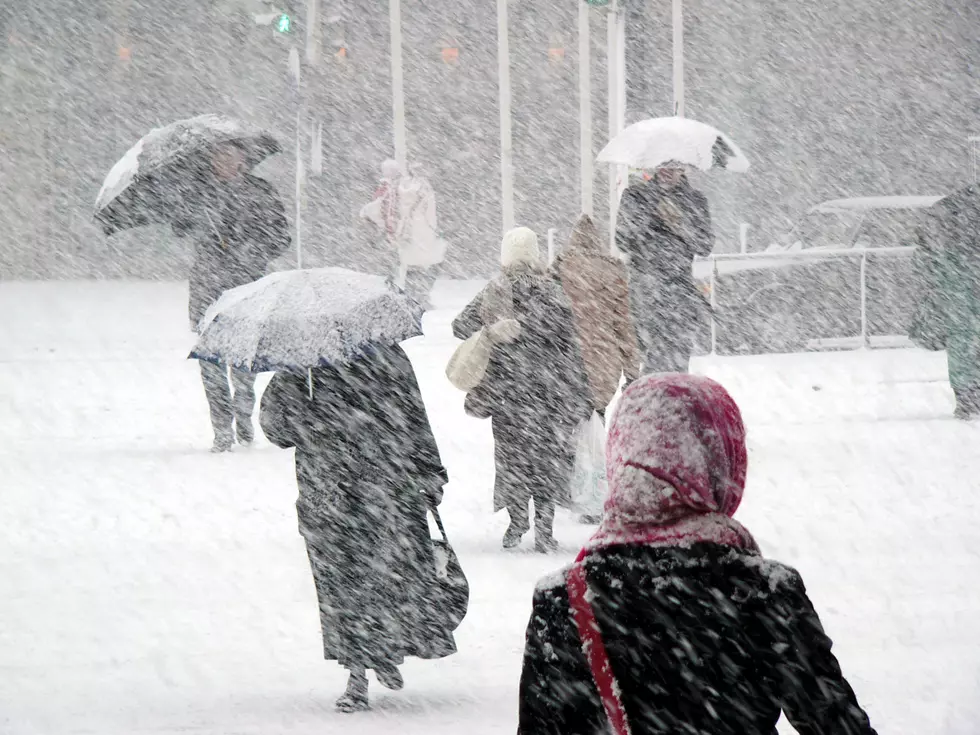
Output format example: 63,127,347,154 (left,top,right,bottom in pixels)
453,264,592,512
519,374,876,735
175,173,290,327
259,344,456,668
394,174,448,268
518,544,878,735
554,214,640,410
